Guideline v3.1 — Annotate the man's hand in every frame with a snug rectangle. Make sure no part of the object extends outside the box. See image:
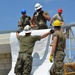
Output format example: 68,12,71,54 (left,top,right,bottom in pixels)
49,54,53,62
50,29,54,34
50,24,52,26
39,11,44,15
